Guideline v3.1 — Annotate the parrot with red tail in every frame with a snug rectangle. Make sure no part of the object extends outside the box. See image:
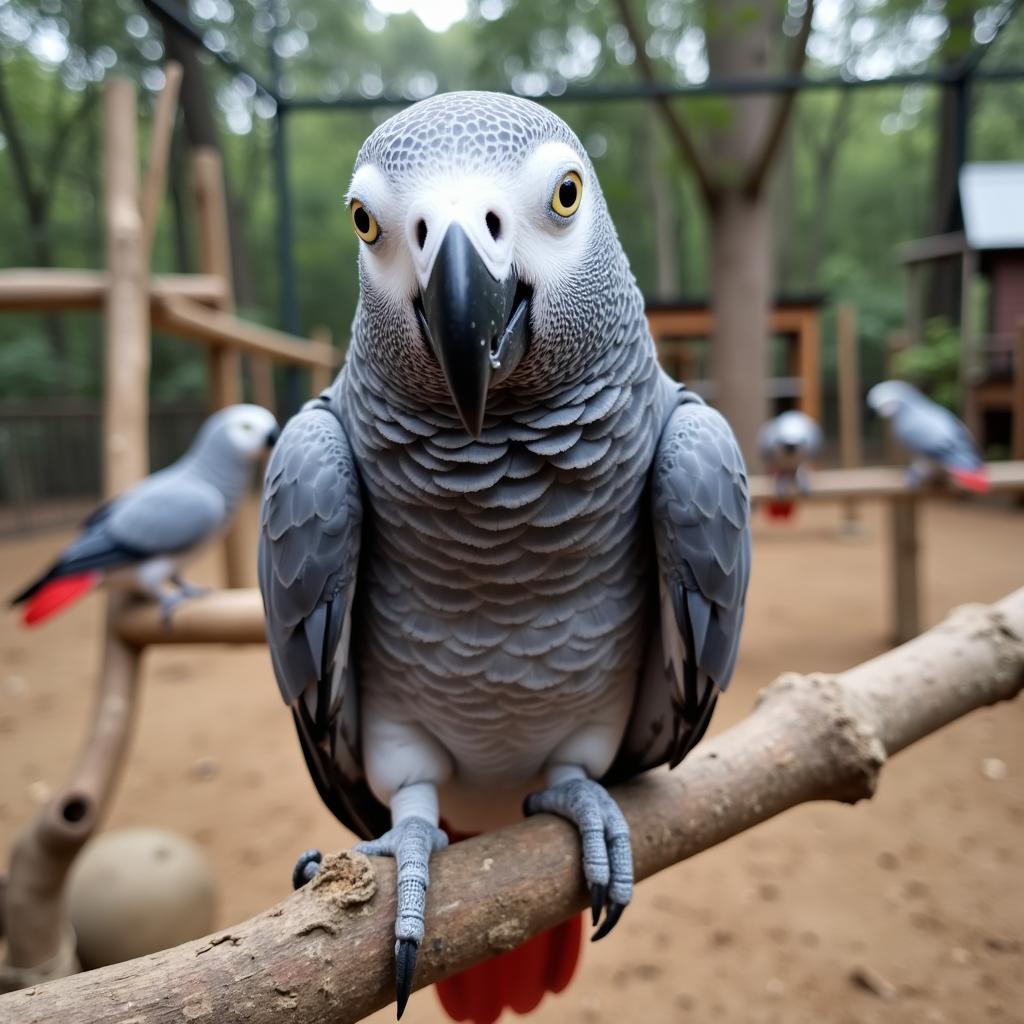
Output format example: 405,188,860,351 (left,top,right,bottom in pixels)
259,92,751,1023
12,404,278,625
867,381,989,493
757,410,822,520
